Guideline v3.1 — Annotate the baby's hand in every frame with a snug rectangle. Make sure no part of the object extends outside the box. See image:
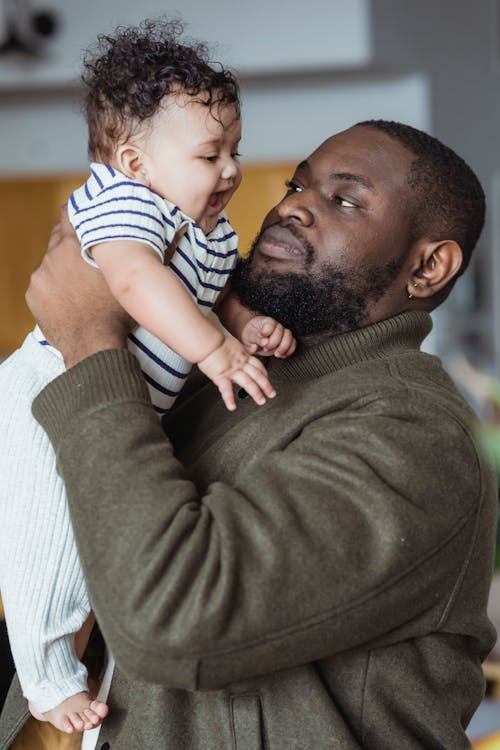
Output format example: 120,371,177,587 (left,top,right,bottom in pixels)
198,336,276,411
241,316,296,358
